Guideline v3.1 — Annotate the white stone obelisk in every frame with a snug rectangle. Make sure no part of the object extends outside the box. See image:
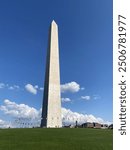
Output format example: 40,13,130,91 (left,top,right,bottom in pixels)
41,20,62,128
